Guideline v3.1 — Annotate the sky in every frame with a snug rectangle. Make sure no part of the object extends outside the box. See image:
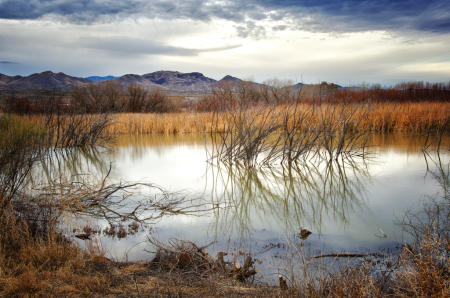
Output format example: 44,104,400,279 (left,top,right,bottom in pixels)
0,0,449,86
